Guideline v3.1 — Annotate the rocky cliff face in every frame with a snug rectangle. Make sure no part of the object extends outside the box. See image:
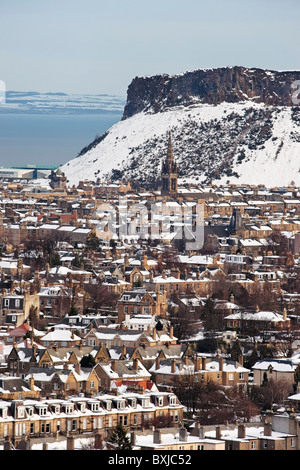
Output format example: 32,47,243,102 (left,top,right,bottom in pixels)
62,66,300,188
123,66,300,118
